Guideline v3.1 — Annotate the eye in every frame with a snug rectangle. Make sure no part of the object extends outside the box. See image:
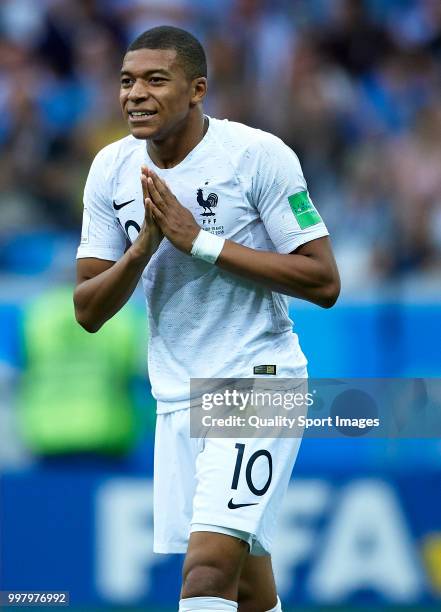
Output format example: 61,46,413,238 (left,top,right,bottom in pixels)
150,76,166,85
120,77,133,87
